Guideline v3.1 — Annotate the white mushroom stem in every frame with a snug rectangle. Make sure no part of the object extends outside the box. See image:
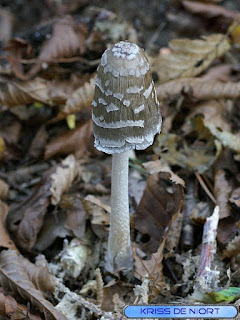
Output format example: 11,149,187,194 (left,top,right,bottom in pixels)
107,151,133,273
